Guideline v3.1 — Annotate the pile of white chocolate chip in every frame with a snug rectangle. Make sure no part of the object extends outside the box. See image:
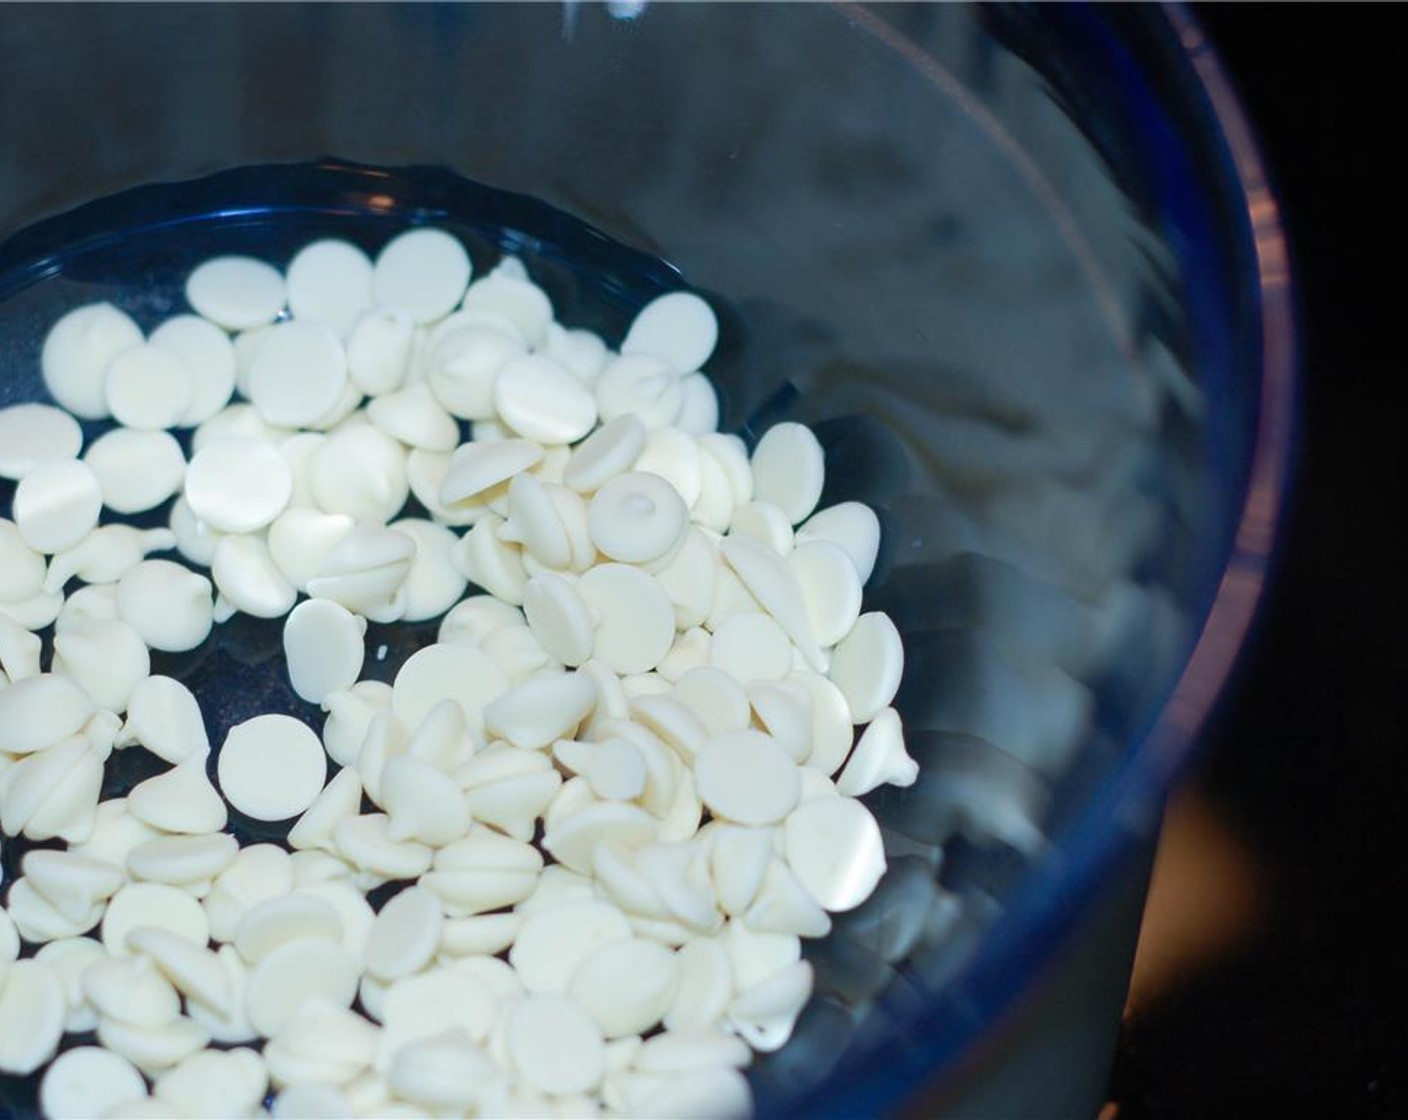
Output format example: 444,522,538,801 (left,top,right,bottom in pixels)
0,227,919,1119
